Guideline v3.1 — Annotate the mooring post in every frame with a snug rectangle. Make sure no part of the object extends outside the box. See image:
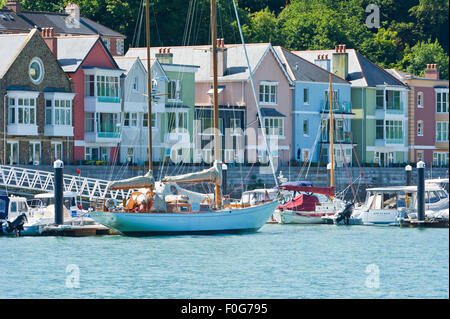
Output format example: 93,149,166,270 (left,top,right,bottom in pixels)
405,164,412,186
417,161,425,221
54,160,64,225
221,162,228,196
